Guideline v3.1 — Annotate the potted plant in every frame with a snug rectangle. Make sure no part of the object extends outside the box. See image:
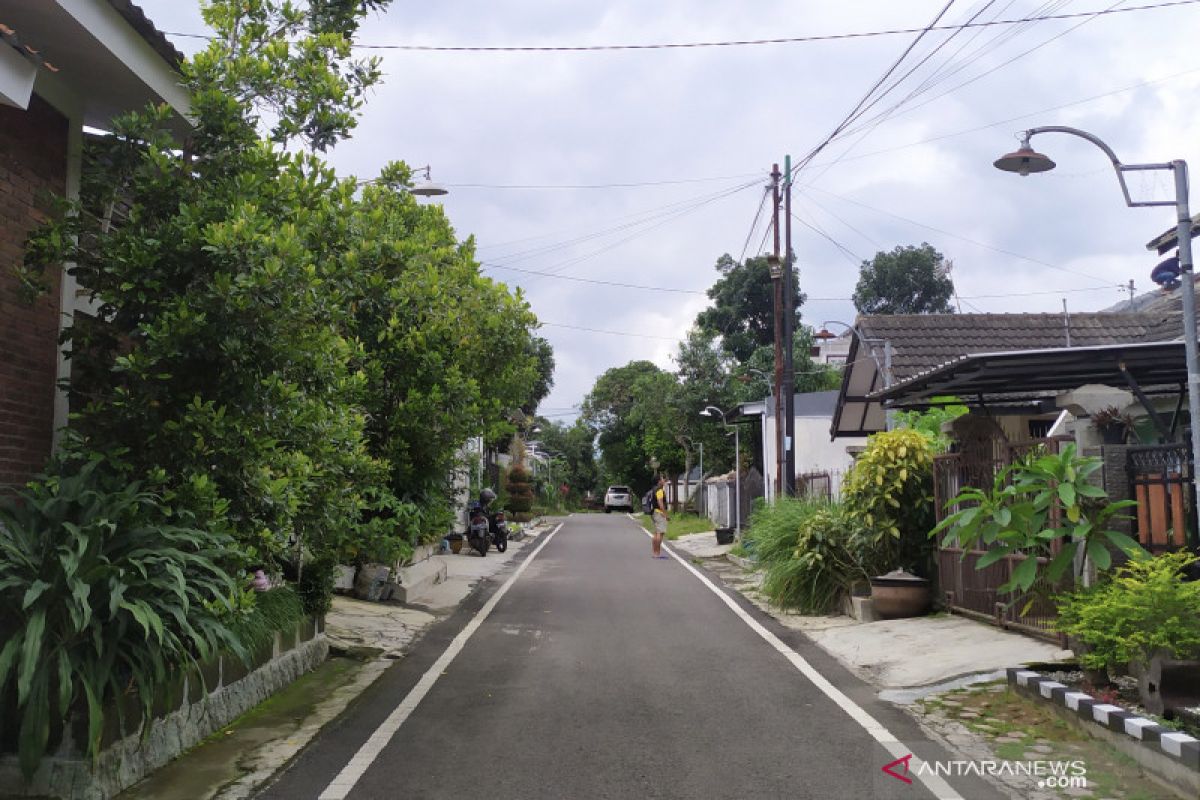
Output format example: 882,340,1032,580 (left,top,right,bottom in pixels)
1090,405,1134,445
446,532,464,554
